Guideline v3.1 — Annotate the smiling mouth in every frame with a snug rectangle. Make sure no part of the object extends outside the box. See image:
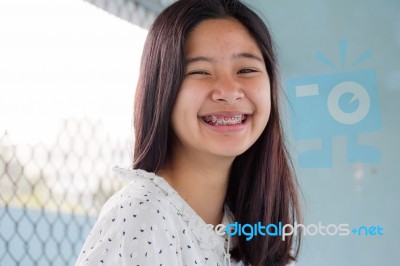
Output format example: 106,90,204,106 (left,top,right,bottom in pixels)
201,114,249,126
